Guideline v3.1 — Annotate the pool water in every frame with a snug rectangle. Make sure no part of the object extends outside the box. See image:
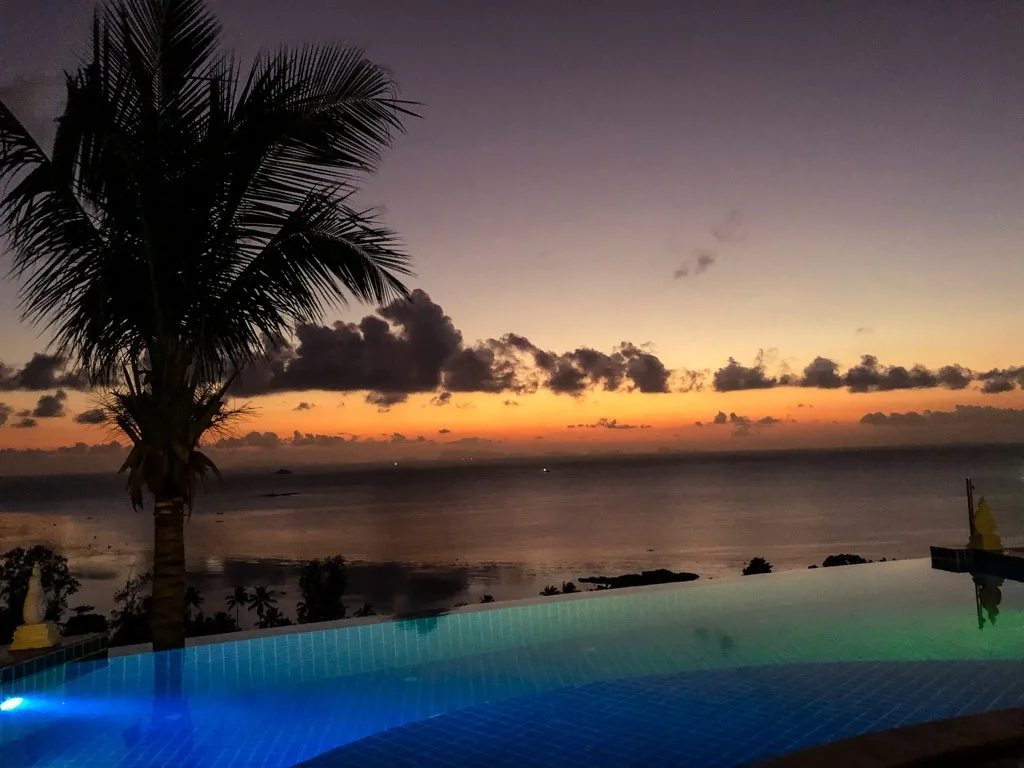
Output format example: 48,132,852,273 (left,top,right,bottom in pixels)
2,560,1024,767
